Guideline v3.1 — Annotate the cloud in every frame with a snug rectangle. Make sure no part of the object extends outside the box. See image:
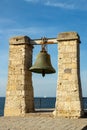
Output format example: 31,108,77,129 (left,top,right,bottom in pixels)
24,0,39,3
0,27,45,40
0,26,59,39
0,53,8,97
0,18,15,24
0,80,7,97
45,0,87,10
0,82,6,97
4,28,40,35
33,75,57,97
24,0,87,10
81,71,87,97
45,1,75,9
